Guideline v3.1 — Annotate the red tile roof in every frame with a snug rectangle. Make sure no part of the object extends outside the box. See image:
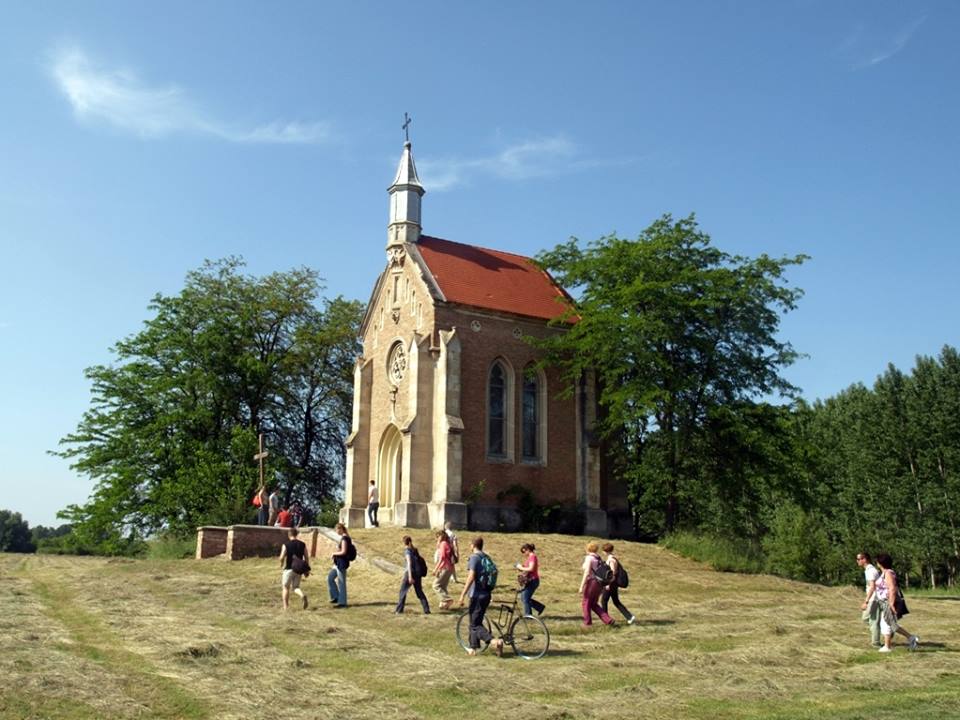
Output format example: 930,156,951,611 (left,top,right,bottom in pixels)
416,235,576,322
